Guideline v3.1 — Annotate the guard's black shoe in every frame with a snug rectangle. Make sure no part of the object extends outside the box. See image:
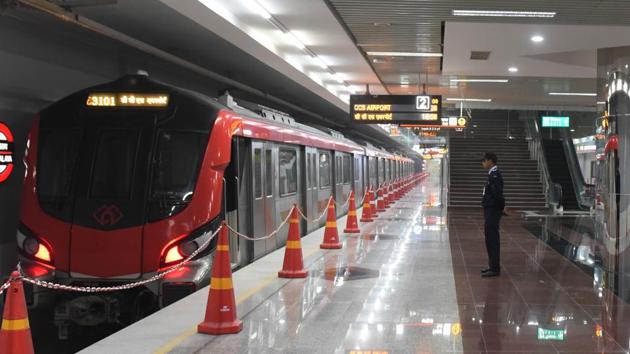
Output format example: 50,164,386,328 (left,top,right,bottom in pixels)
481,270,500,277
480,268,491,273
